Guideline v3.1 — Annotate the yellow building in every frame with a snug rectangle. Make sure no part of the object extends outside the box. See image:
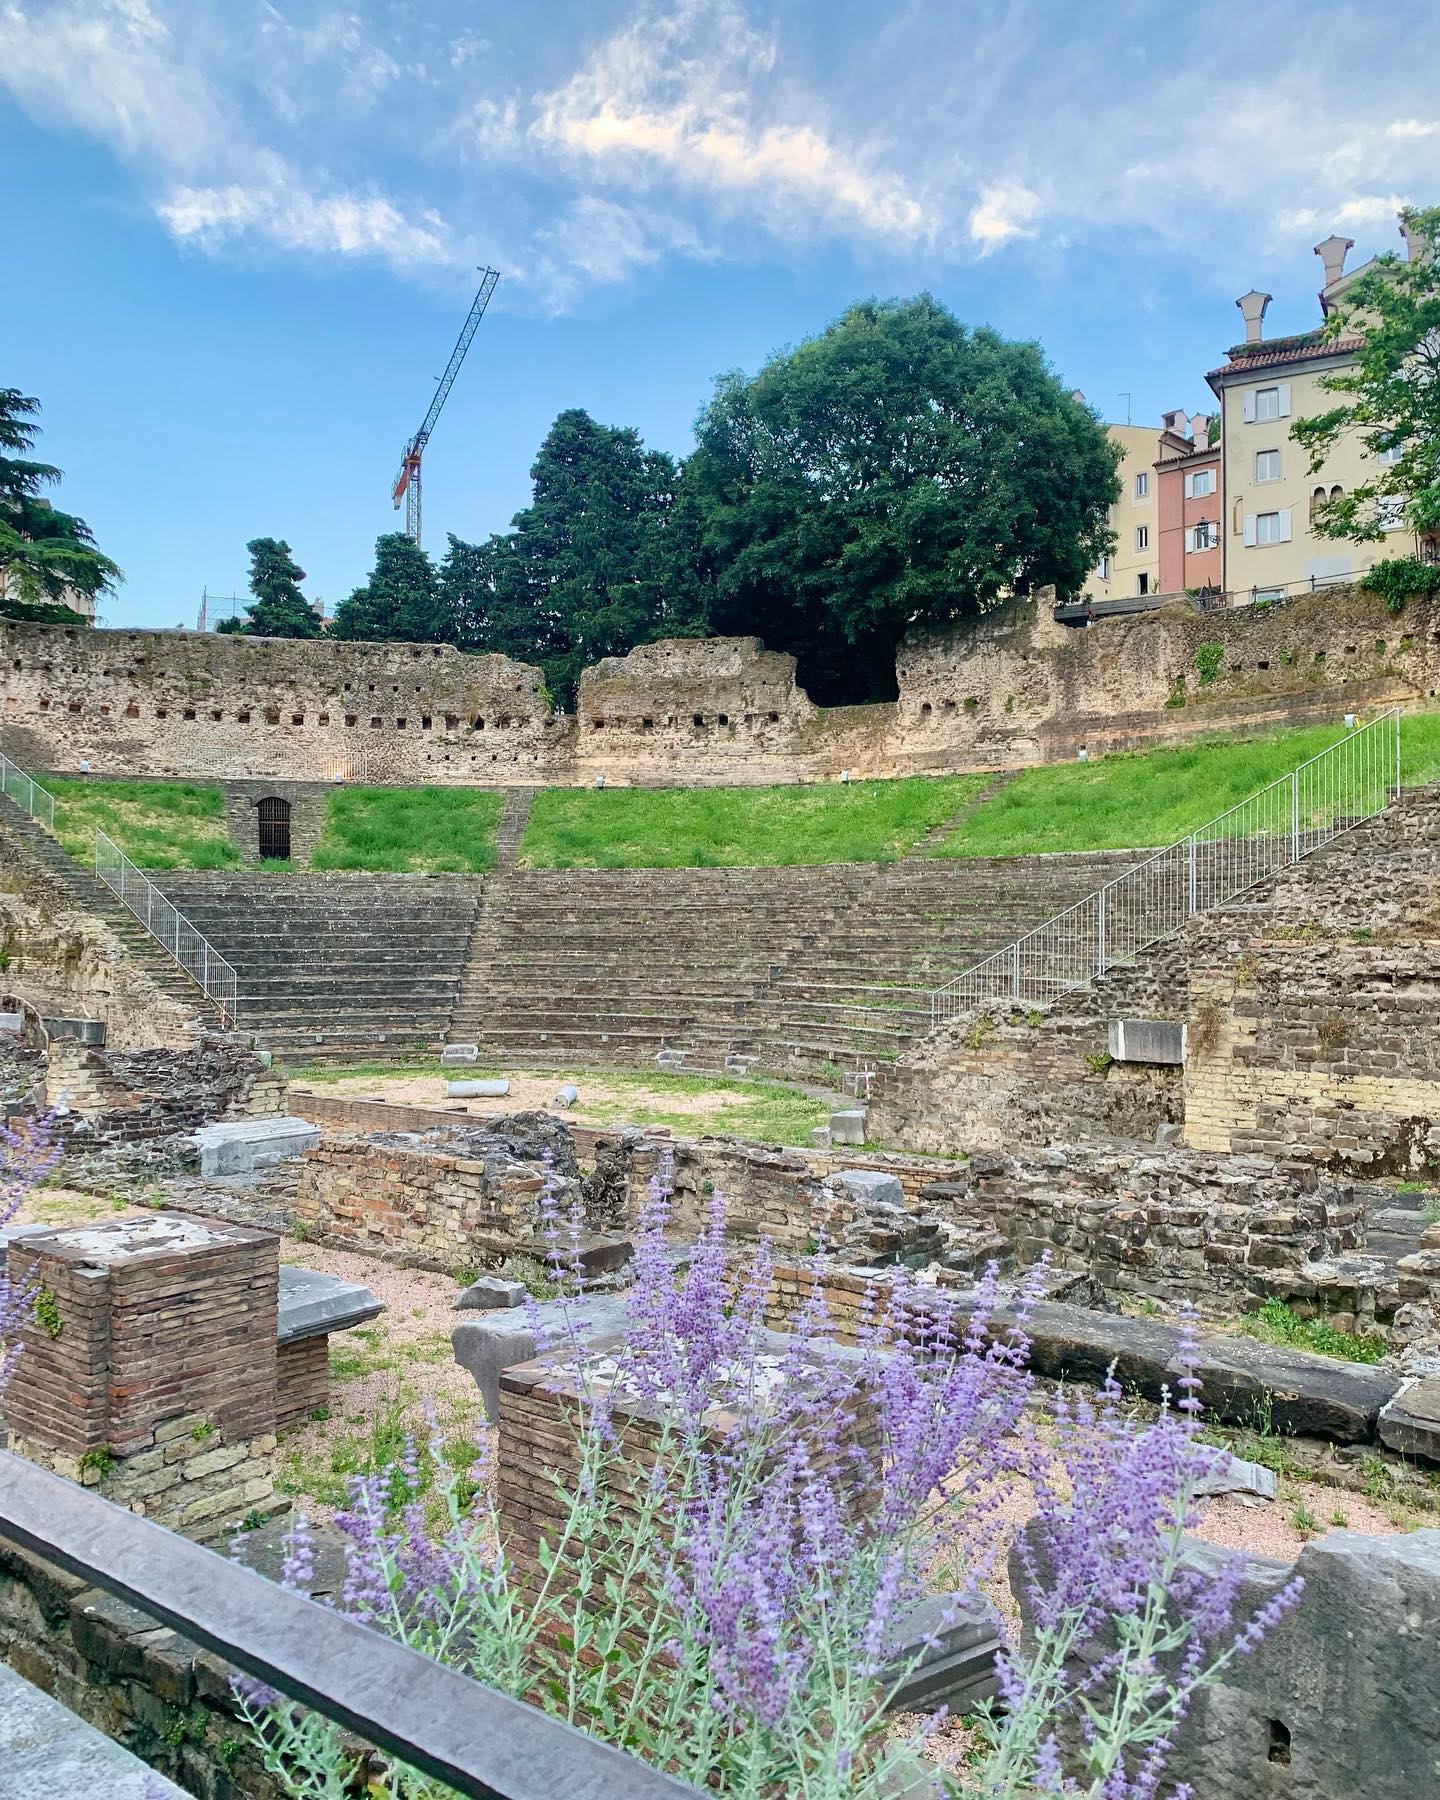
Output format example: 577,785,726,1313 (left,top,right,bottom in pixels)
1207,226,1423,601
1083,422,1161,601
